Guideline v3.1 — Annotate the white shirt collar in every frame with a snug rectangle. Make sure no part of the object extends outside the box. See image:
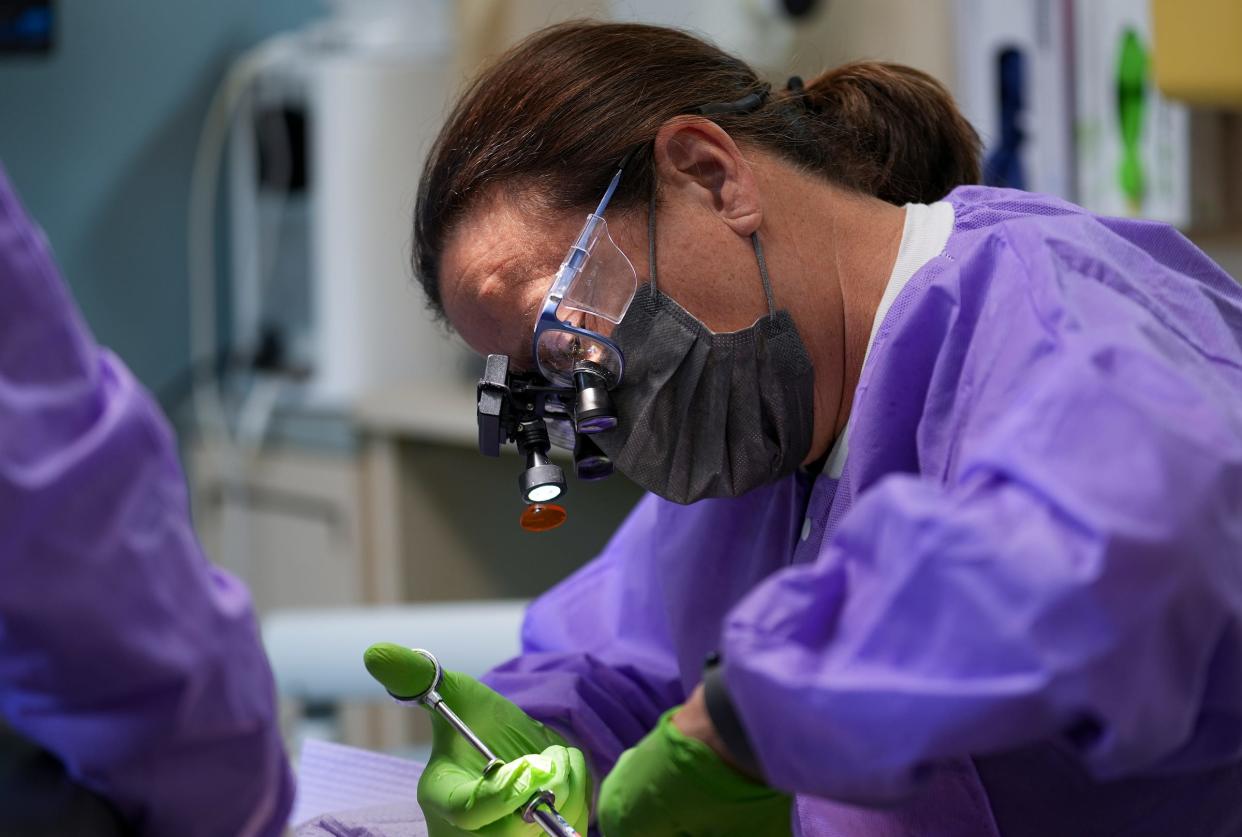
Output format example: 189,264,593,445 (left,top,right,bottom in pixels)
820,200,955,479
